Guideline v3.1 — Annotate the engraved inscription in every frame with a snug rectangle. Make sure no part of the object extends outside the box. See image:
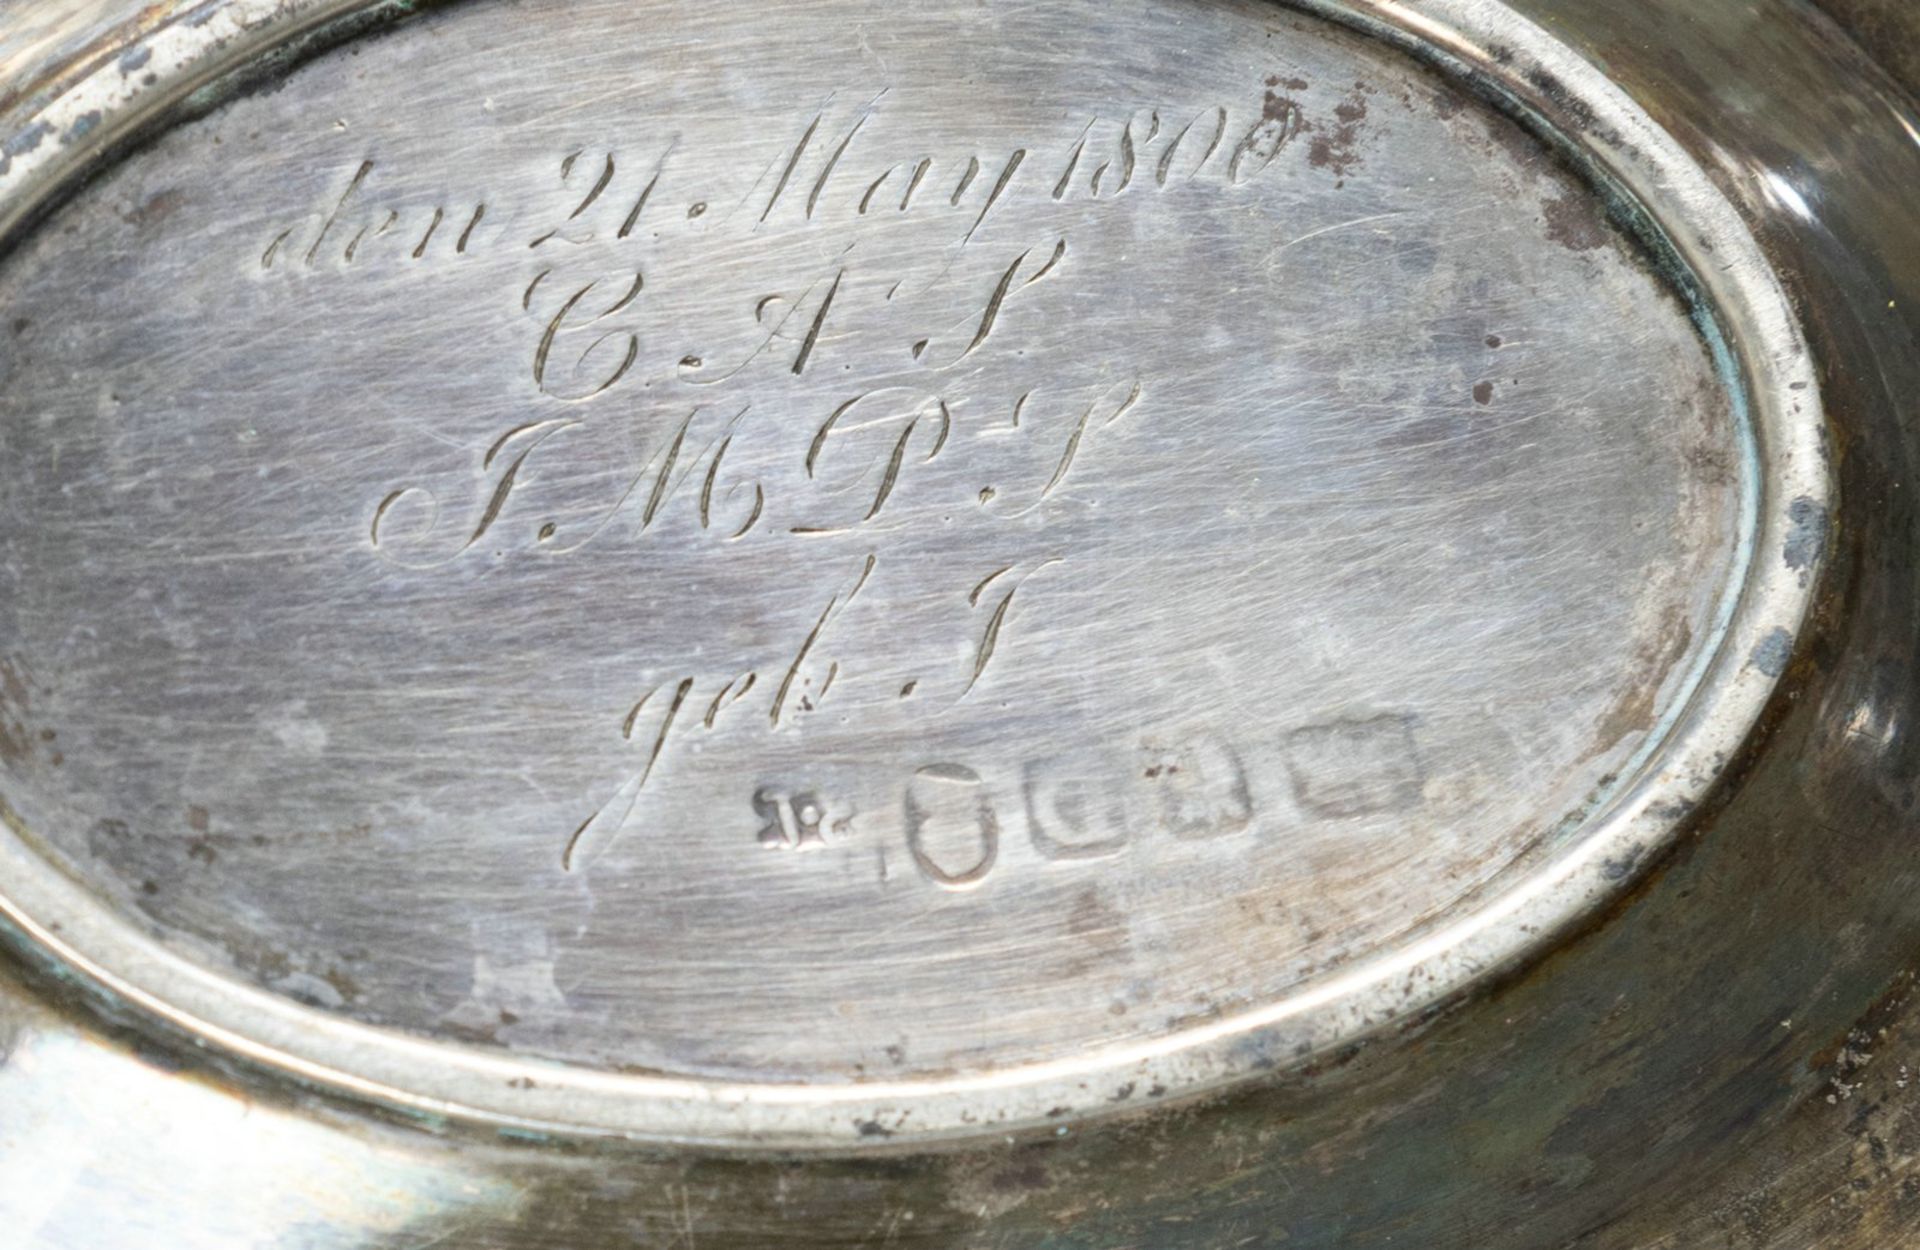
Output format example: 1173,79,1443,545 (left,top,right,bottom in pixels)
253,76,1404,873
0,0,1758,1092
